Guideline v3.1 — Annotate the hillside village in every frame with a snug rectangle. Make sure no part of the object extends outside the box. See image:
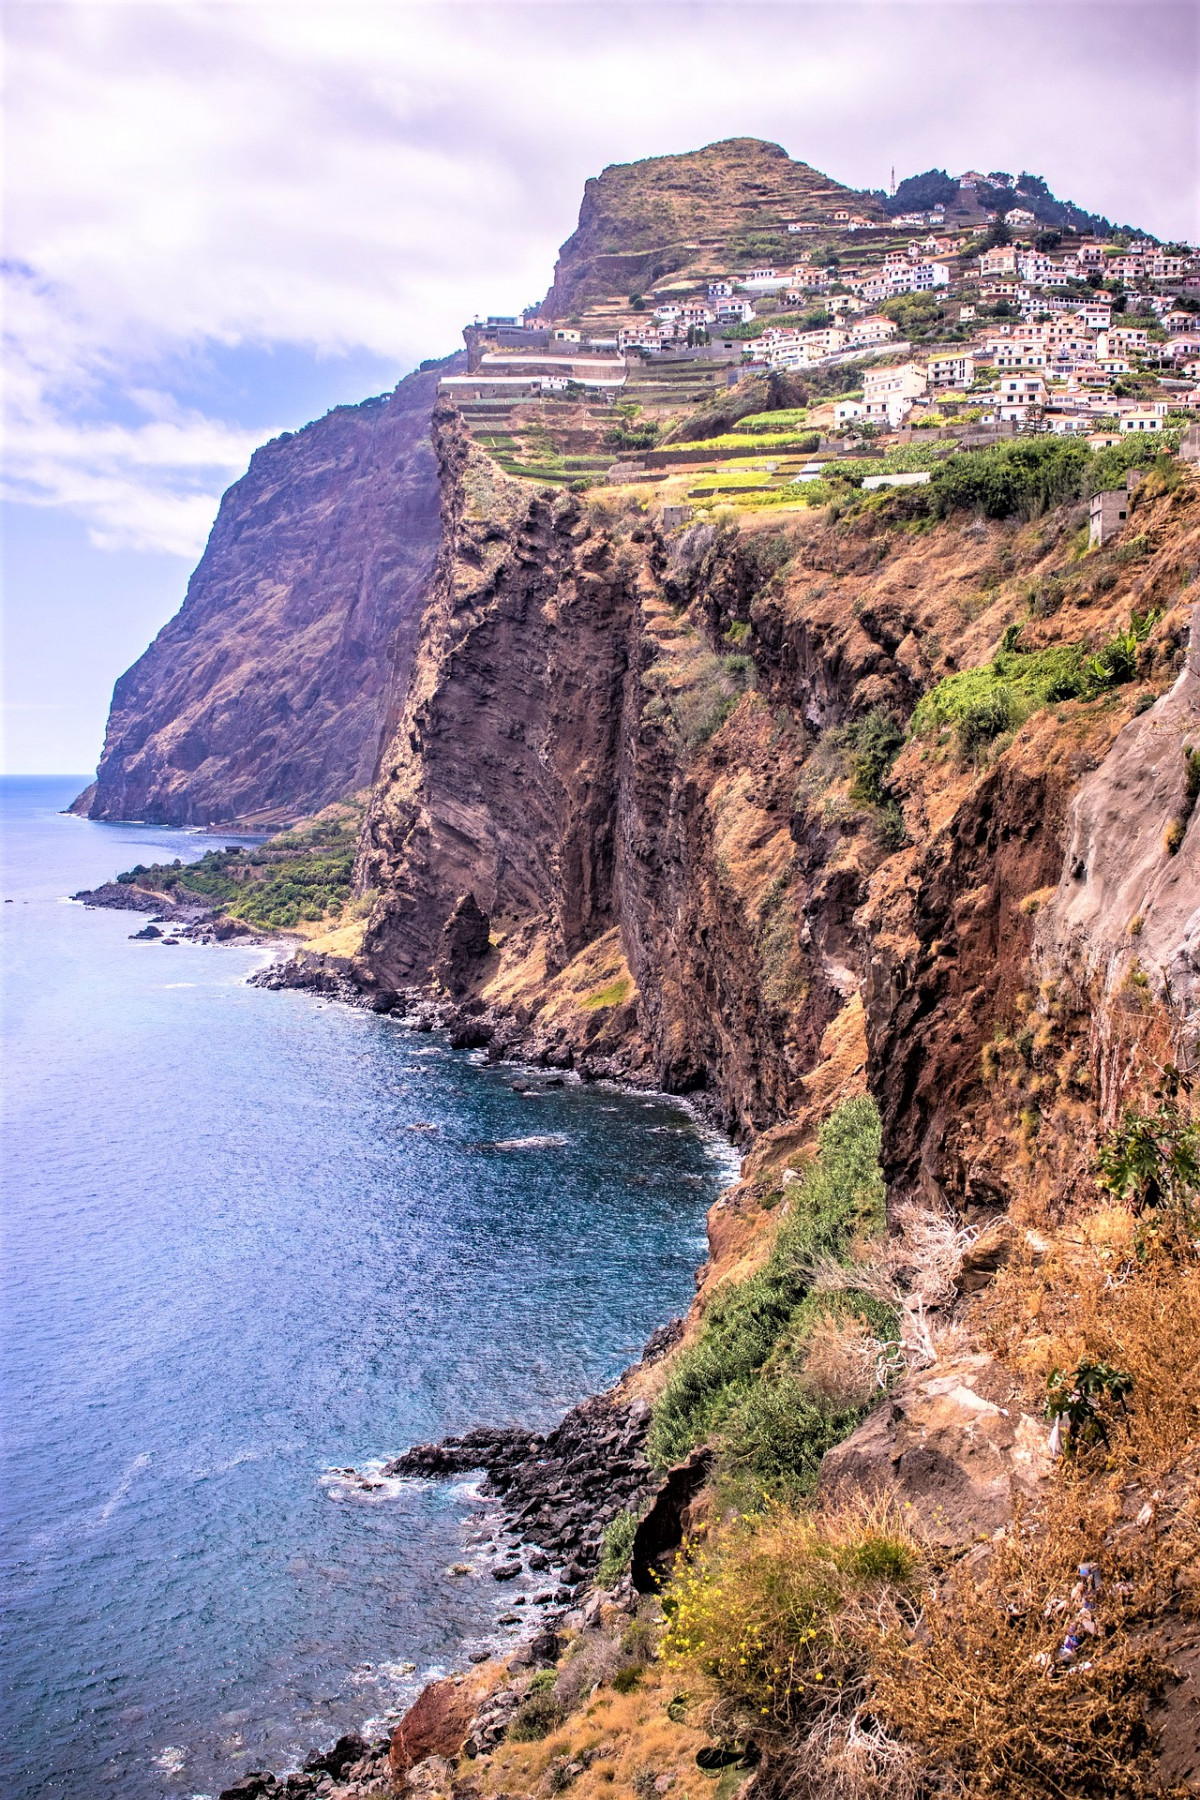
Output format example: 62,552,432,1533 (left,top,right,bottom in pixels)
437,155,1200,517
